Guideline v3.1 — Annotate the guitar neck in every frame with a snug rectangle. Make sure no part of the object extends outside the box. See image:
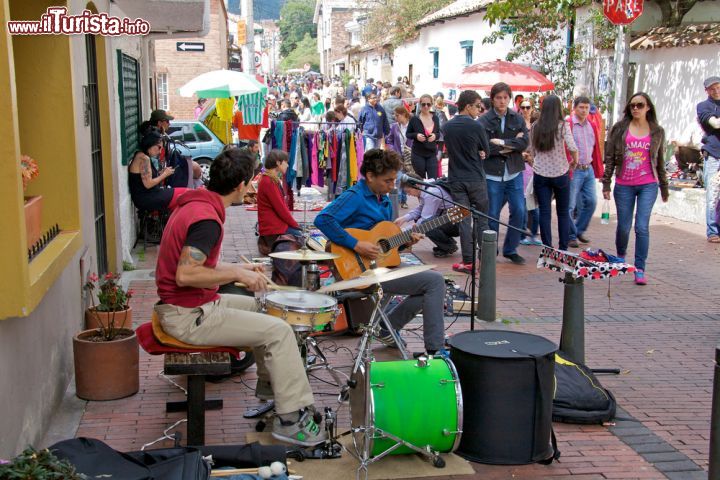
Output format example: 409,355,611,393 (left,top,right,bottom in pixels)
385,212,453,250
